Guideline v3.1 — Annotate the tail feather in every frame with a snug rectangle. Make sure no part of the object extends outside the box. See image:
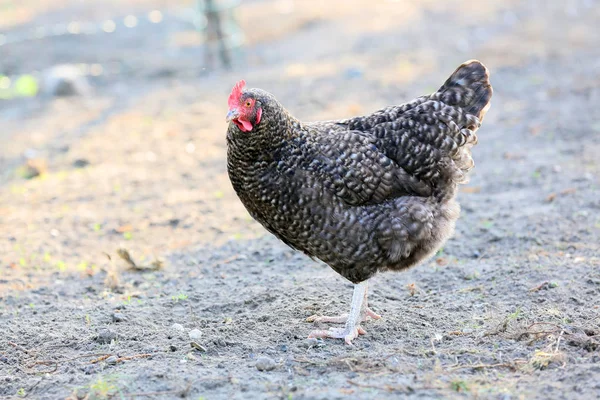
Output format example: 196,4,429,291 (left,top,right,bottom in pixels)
437,60,492,121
